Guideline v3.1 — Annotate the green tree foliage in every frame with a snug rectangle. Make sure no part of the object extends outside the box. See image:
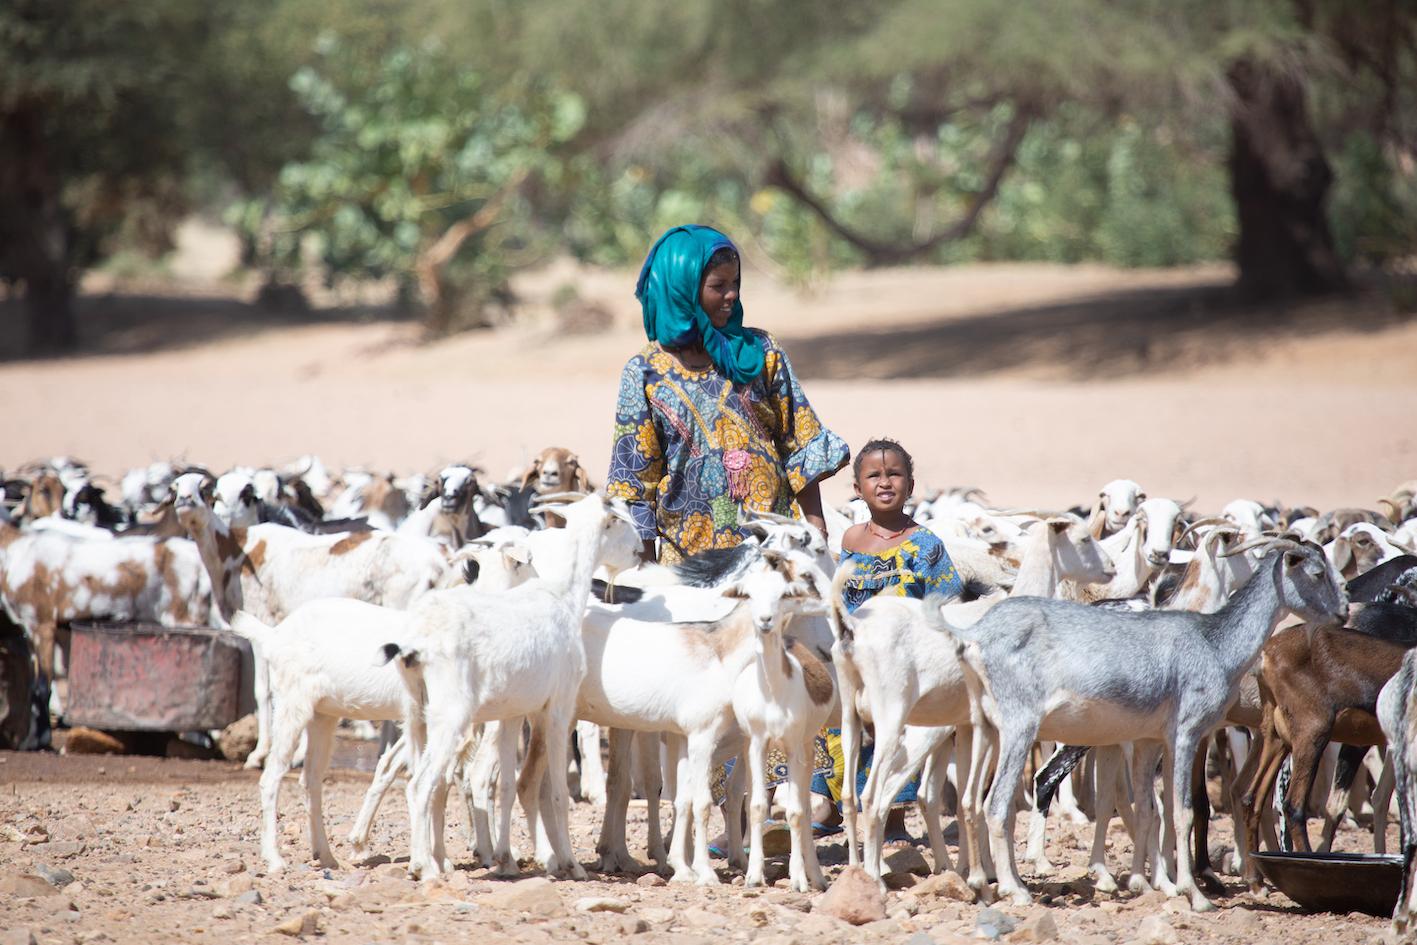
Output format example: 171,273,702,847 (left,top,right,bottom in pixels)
230,37,585,335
